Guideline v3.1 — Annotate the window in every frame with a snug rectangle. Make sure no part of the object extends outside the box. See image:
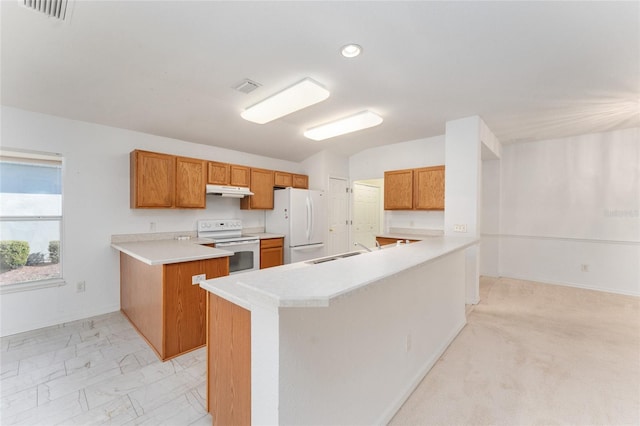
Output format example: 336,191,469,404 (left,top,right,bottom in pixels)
0,149,64,293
